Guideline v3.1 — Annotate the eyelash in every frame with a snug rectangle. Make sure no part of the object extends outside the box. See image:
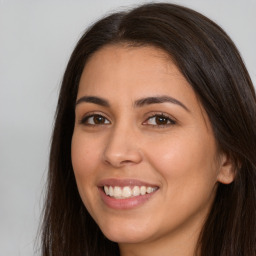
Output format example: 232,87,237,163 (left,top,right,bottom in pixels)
143,113,176,127
79,113,176,127
79,113,110,126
